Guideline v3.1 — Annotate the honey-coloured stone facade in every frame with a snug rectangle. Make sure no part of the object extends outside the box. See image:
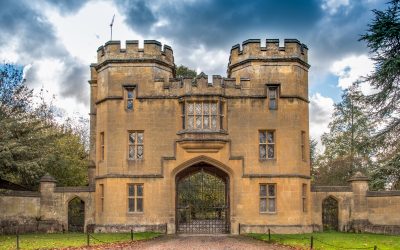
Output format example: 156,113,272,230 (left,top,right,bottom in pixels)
89,39,312,234
2,39,400,235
